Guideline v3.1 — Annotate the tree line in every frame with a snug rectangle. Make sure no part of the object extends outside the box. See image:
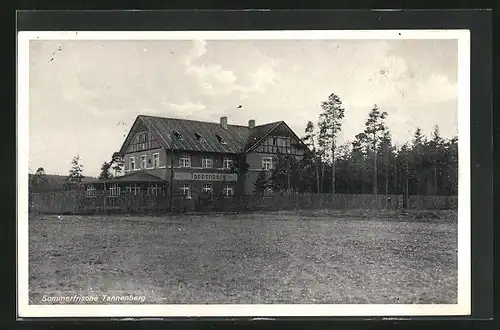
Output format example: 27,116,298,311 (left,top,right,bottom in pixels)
30,155,92,192
254,93,458,197
30,152,126,192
